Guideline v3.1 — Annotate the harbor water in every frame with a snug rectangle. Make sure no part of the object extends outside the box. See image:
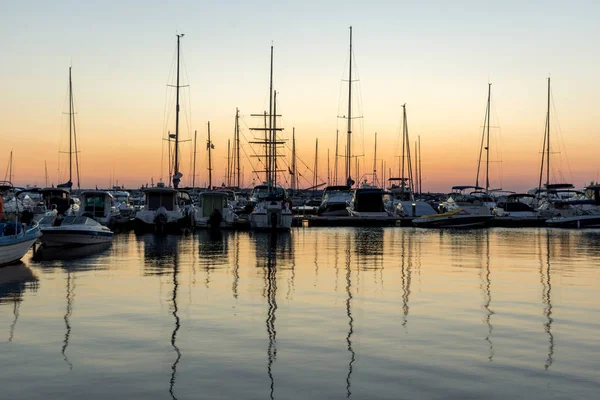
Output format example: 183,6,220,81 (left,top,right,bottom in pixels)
1,228,599,399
